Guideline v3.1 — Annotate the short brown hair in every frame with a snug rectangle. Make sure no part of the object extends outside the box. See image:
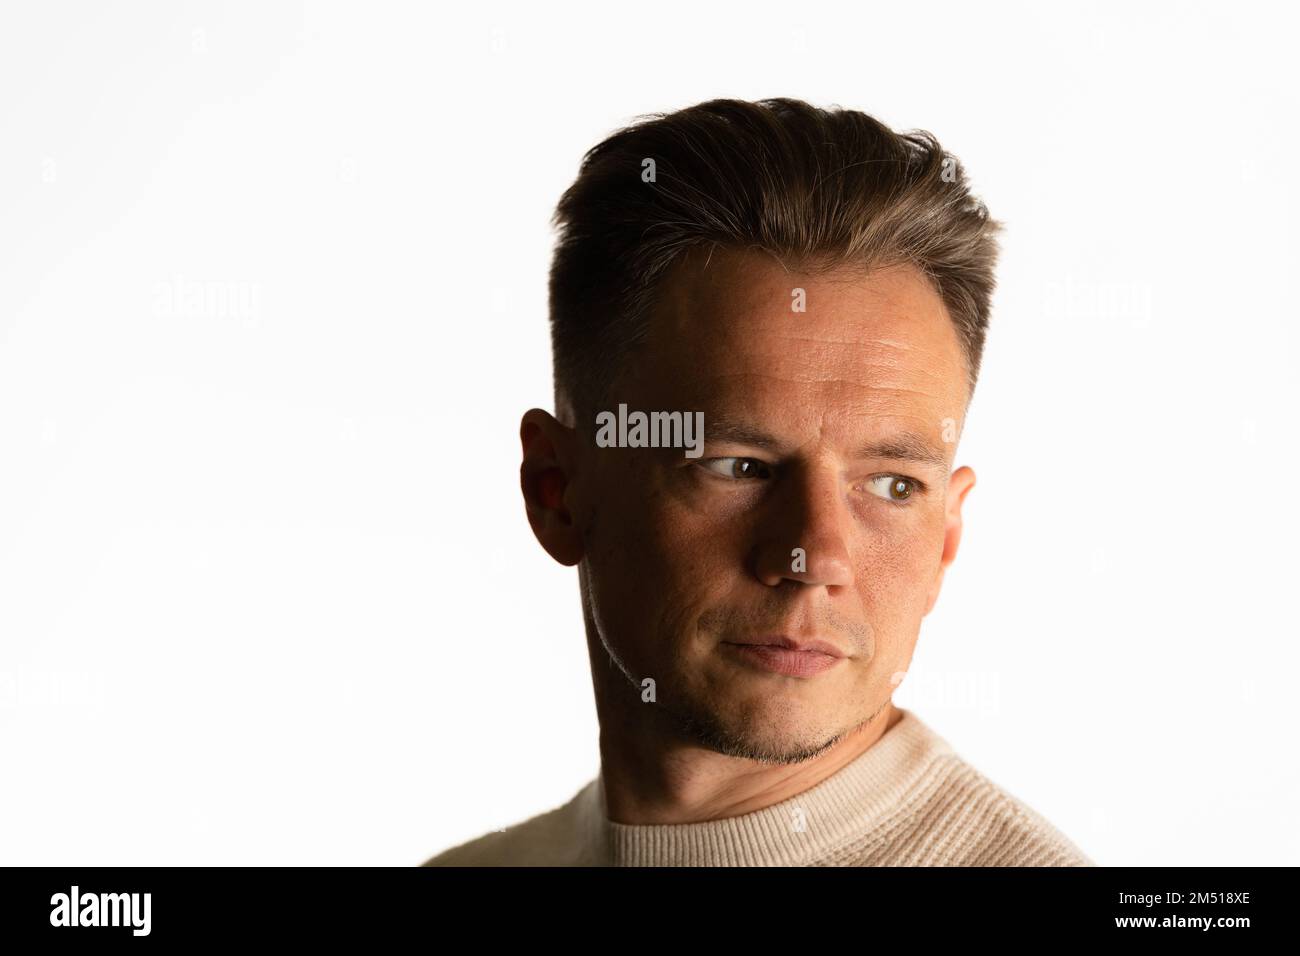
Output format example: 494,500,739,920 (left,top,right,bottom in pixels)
547,97,1003,422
